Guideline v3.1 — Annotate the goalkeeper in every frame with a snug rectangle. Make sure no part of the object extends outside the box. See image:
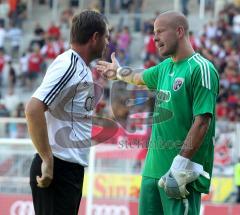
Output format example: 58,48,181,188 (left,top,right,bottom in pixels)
97,11,219,215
